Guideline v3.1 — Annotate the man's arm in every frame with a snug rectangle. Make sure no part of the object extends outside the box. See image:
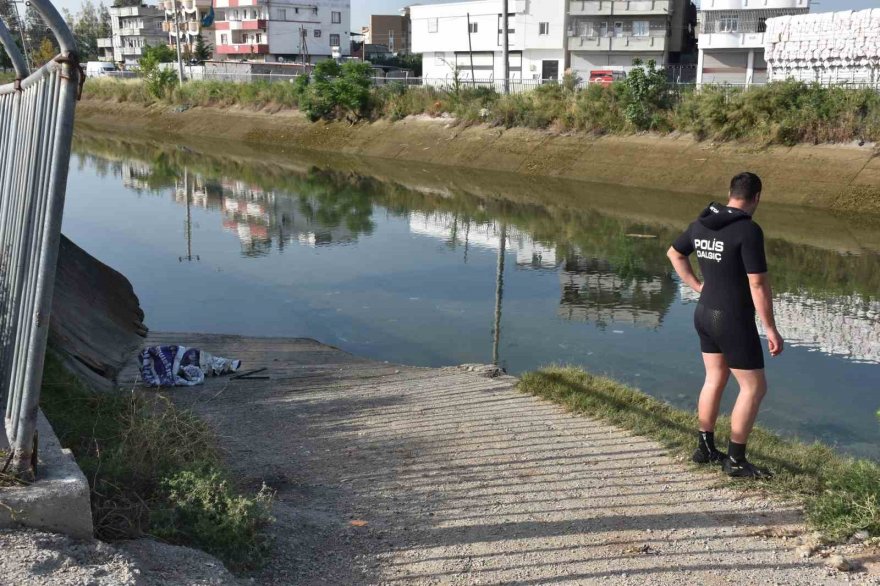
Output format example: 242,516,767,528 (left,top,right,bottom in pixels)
748,272,784,357
667,247,702,294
